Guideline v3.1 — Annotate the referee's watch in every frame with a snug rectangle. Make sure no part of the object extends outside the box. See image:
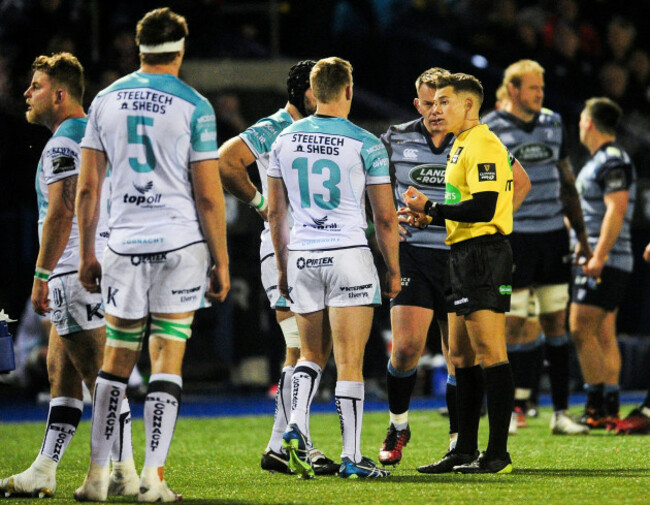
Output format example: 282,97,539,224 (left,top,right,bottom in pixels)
424,200,439,219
